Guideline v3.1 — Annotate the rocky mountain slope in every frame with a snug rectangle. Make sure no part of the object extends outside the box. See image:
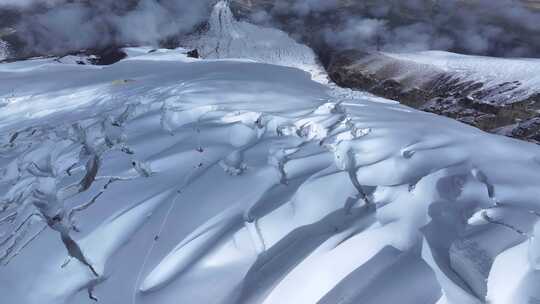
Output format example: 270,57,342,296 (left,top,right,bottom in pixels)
328,50,540,143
